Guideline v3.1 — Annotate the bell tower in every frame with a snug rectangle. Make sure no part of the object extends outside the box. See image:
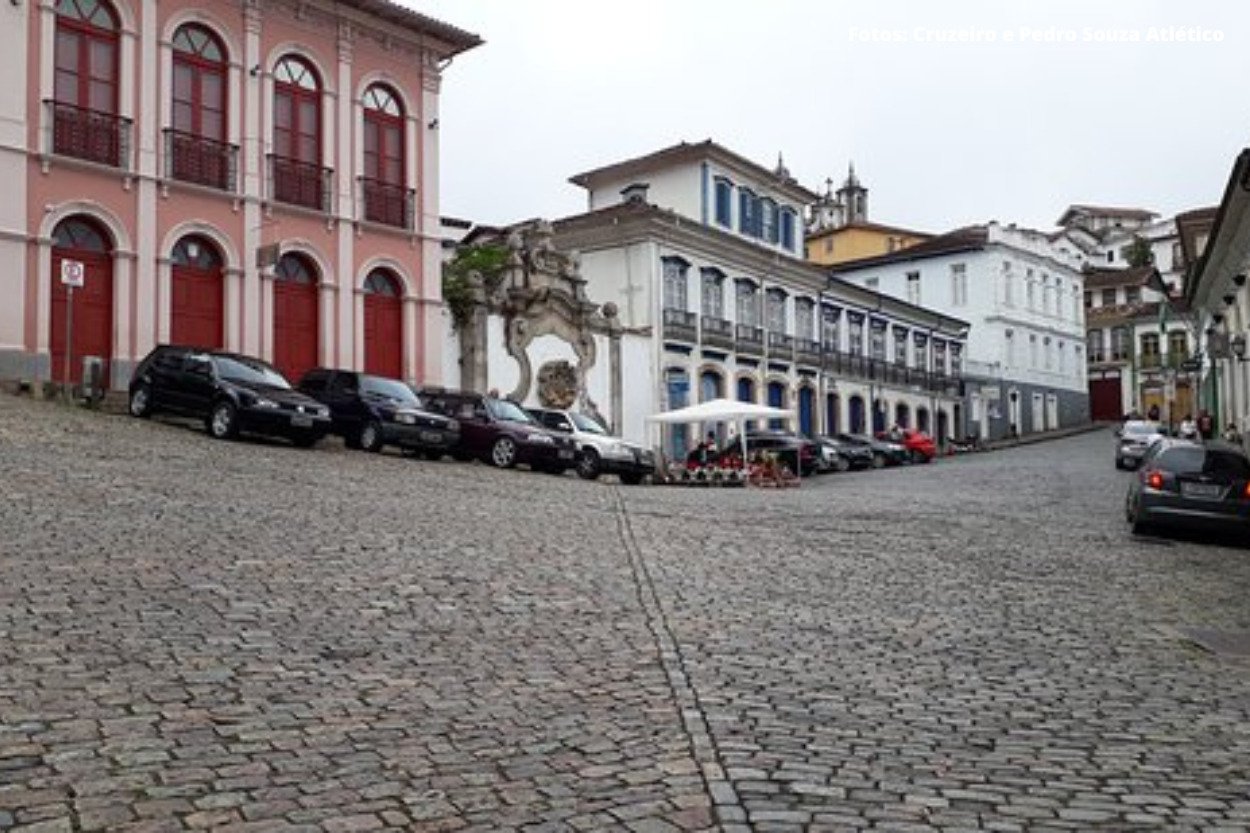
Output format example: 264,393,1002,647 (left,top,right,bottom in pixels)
837,163,868,224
